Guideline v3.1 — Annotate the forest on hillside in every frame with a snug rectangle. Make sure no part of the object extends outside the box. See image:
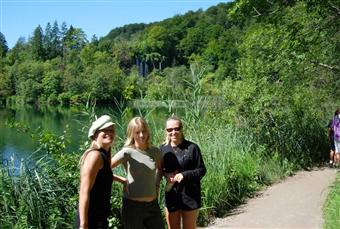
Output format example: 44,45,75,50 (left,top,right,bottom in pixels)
0,0,338,108
0,0,339,142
